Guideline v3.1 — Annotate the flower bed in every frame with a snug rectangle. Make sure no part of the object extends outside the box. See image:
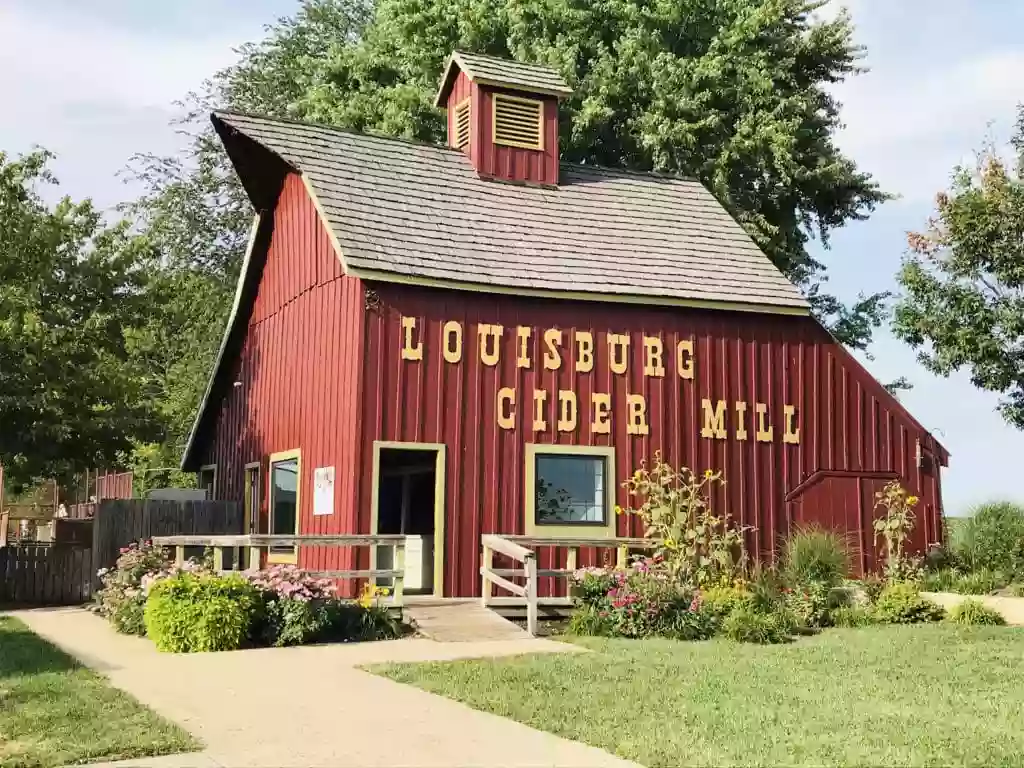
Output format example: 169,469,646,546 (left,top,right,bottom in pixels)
94,541,402,652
